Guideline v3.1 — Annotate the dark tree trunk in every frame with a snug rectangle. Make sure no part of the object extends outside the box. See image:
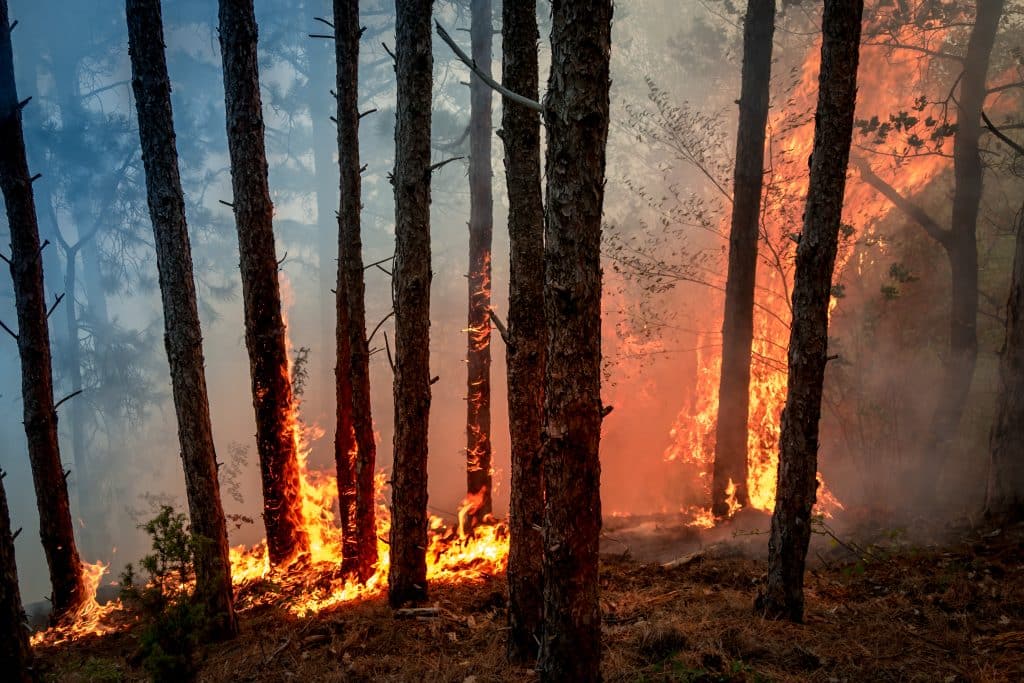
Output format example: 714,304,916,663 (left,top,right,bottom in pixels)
465,0,493,527
388,0,433,609
500,0,545,663
0,470,34,682
126,0,238,640
986,204,1024,520
218,0,308,566
925,0,1003,474
758,0,863,624
537,1,612,680
712,0,775,518
334,0,377,583
0,0,86,623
